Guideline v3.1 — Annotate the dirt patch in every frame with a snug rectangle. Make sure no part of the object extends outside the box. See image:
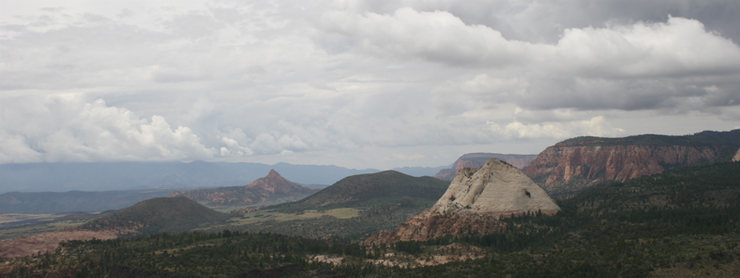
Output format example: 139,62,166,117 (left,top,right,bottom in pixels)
310,255,344,266
0,229,123,258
